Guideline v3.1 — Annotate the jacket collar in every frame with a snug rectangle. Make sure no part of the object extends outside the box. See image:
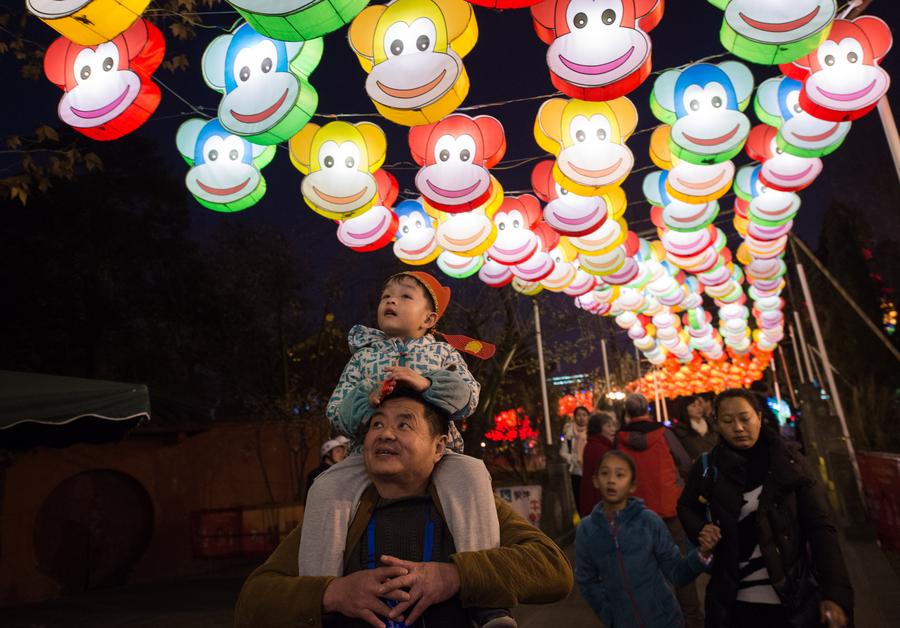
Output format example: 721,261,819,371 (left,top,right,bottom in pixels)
713,427,807,490
589,496,645,528
348,324,436,354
